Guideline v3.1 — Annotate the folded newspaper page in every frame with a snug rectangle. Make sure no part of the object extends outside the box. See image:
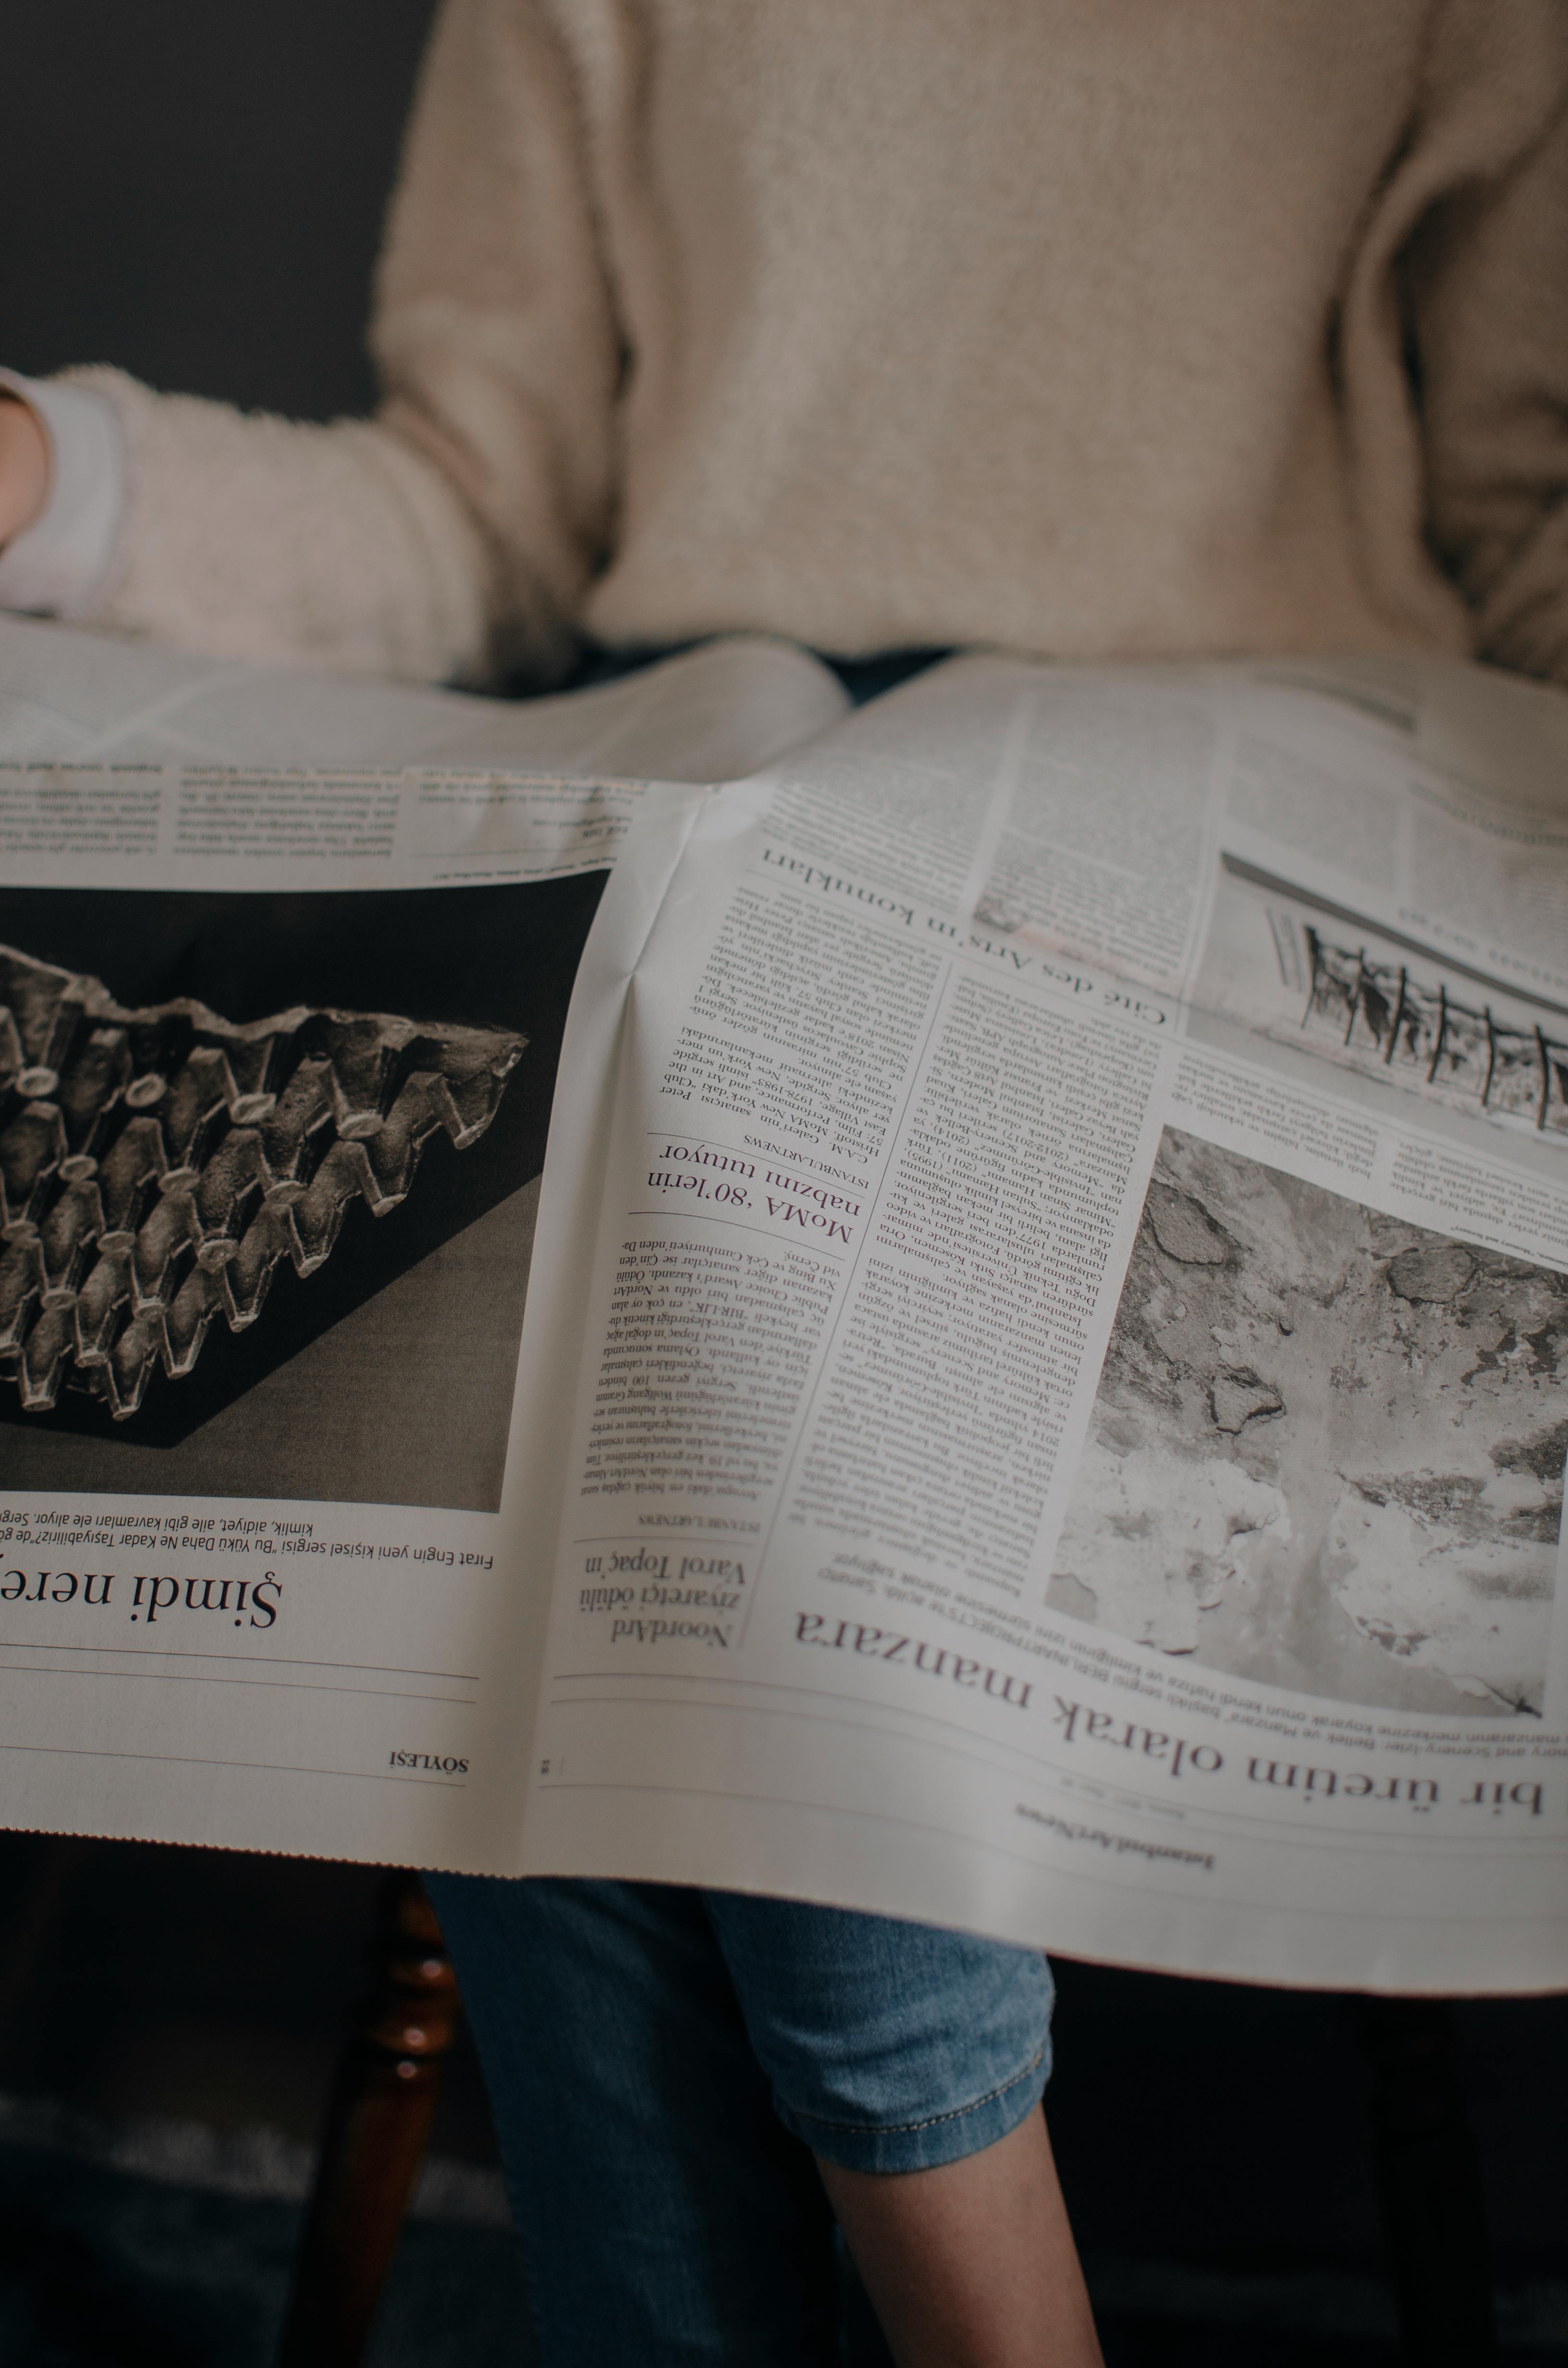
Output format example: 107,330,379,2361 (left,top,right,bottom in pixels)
2,636,1564,1992
514,652,1568,1994
0,628,845,1873
0,613,850,784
